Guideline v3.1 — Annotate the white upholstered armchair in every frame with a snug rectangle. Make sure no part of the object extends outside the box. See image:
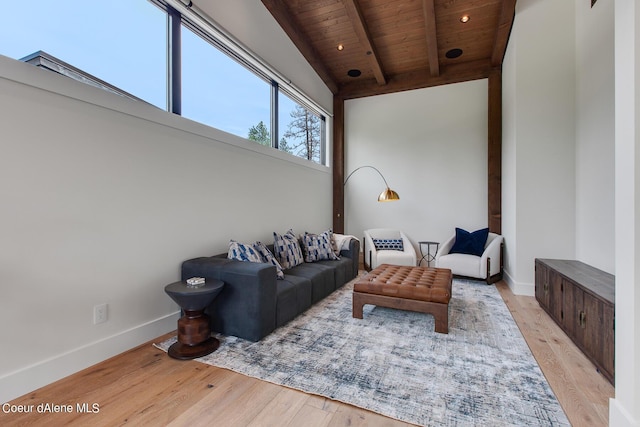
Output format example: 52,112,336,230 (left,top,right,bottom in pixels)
435,231,504,284
363,228,417,270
